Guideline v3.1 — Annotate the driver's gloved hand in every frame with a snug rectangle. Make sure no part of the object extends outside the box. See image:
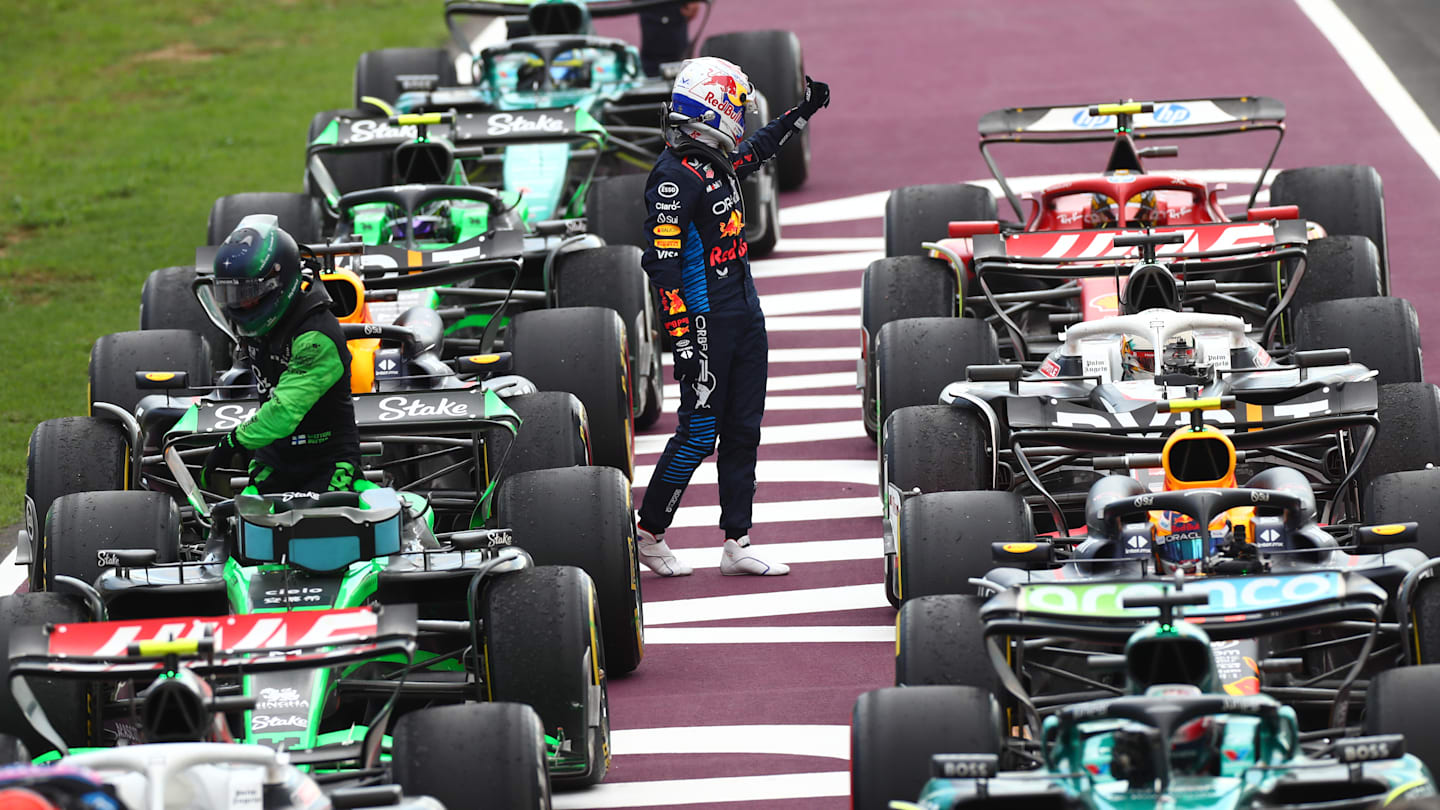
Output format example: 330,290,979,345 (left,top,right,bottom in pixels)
200,430,247,493
799,75,829,117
